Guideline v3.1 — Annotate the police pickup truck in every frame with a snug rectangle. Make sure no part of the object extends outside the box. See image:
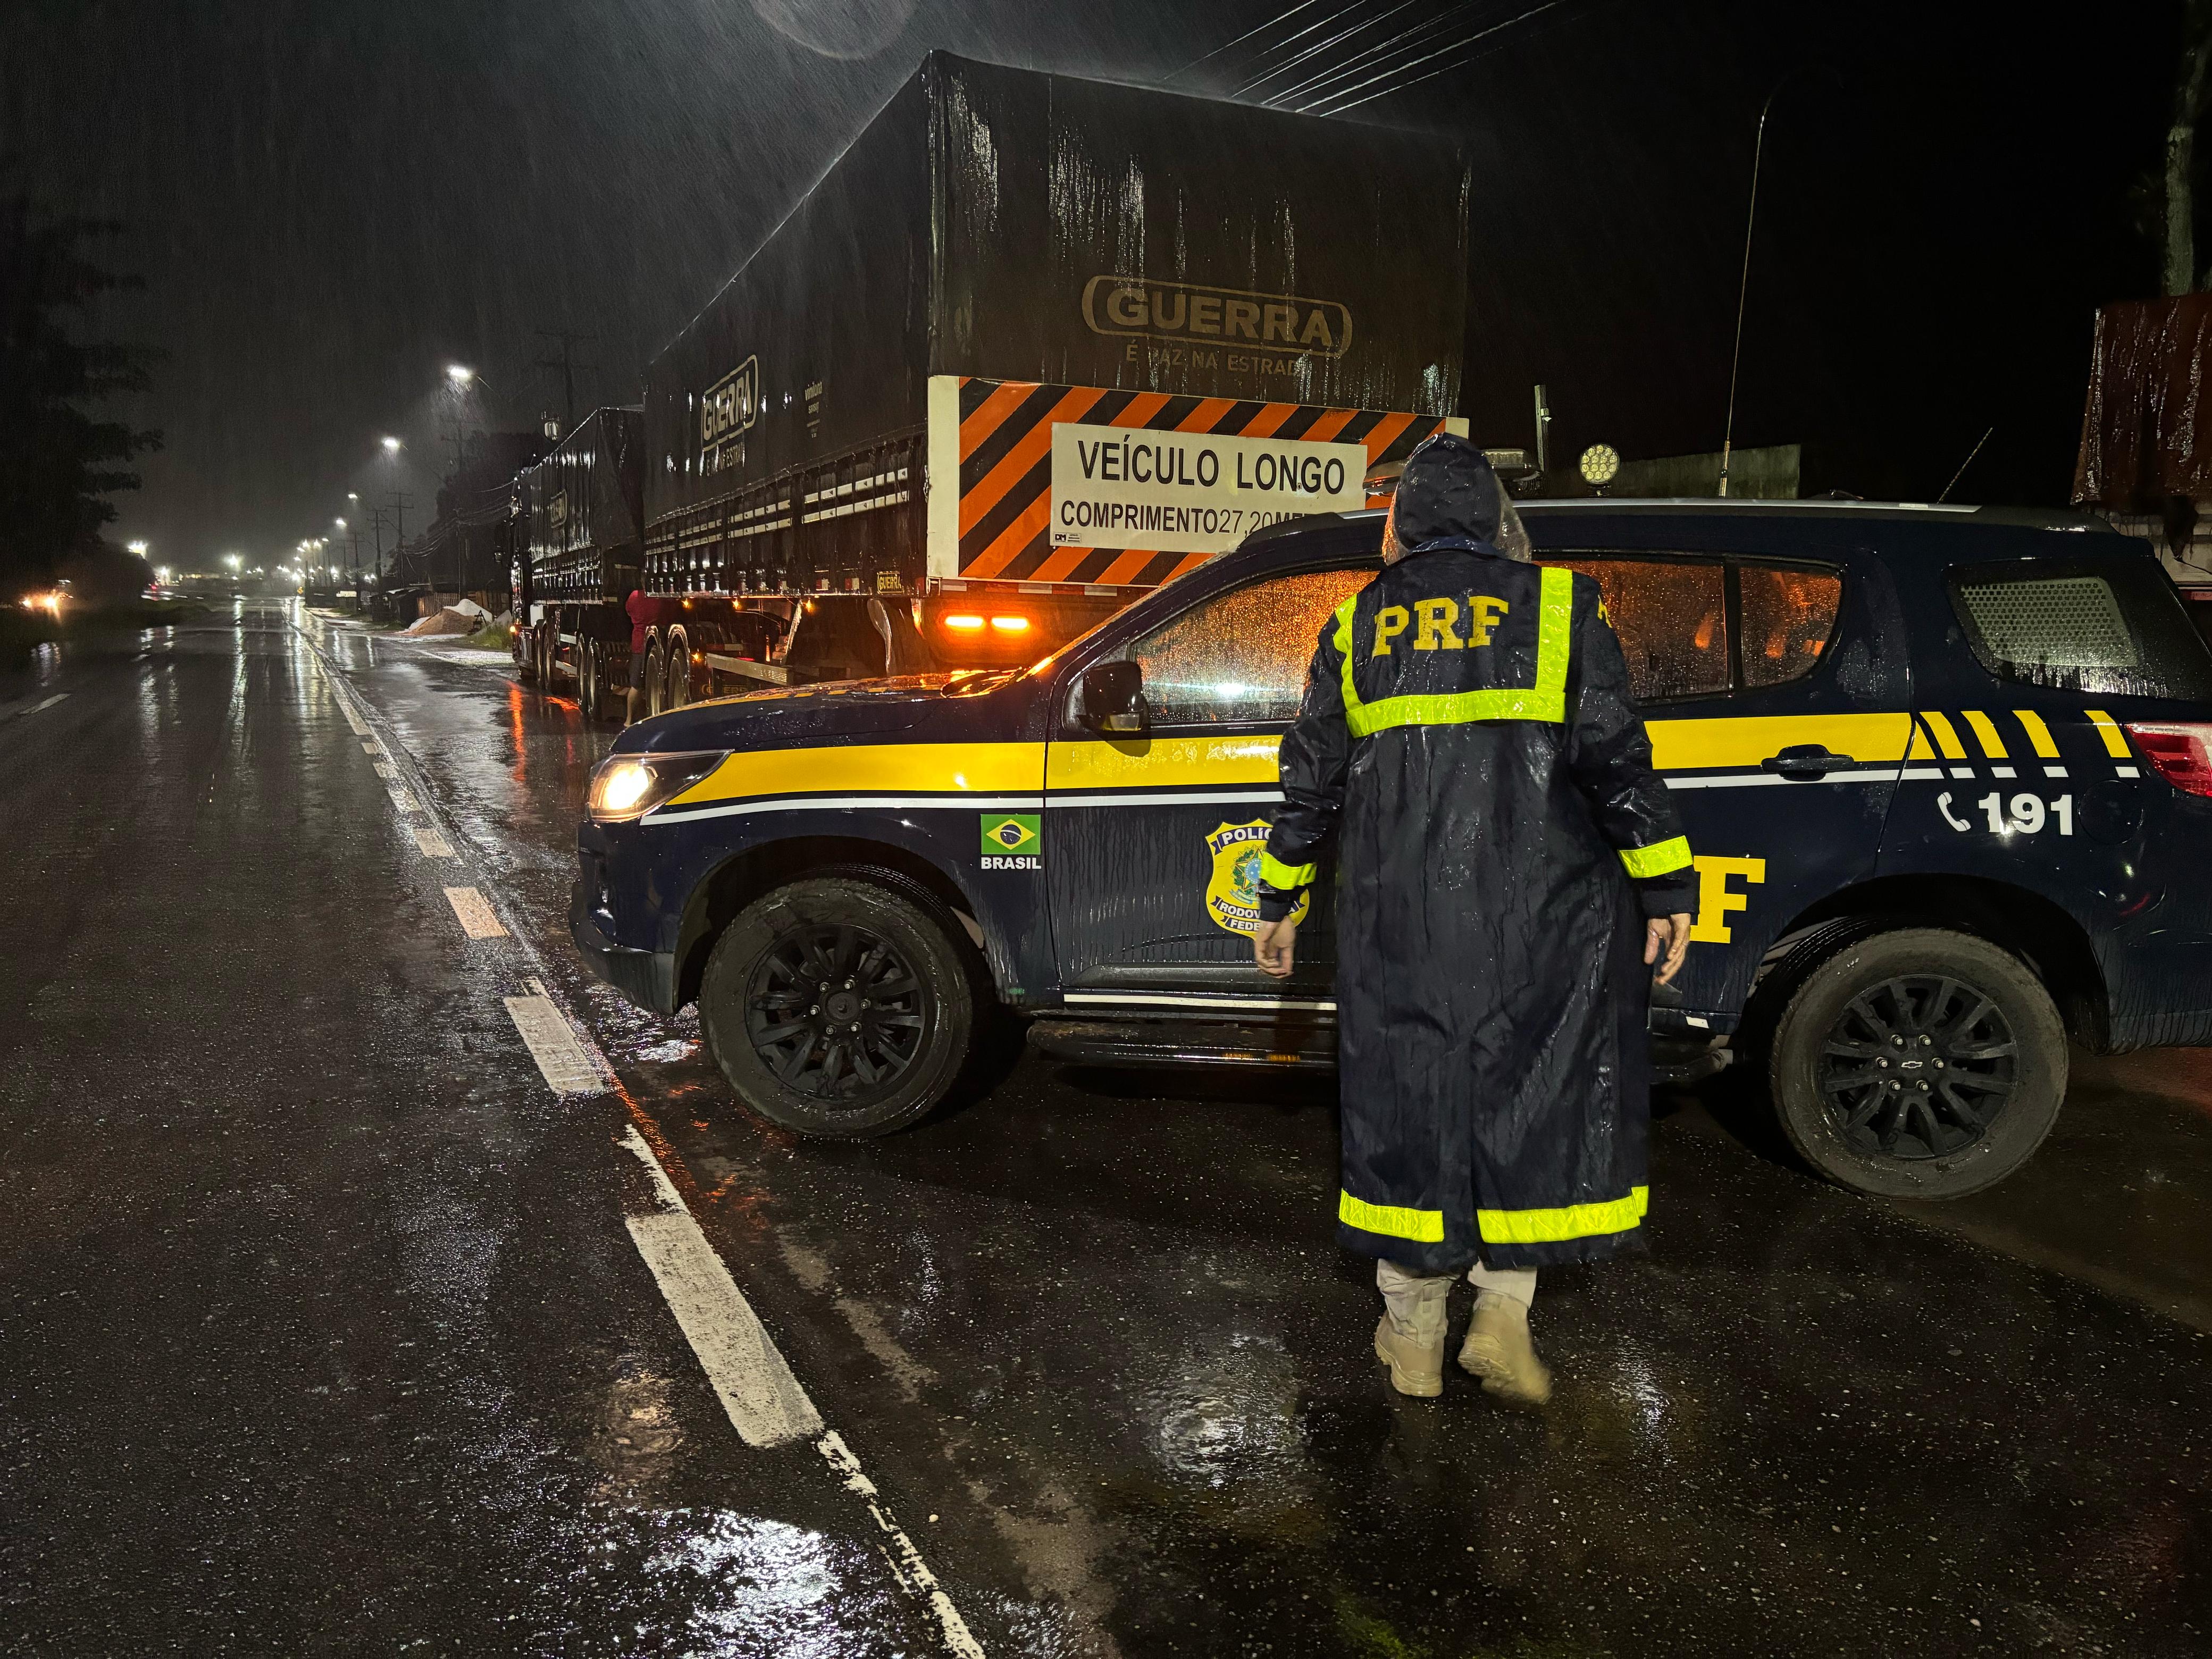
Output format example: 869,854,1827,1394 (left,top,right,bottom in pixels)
572,501,2212,1200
